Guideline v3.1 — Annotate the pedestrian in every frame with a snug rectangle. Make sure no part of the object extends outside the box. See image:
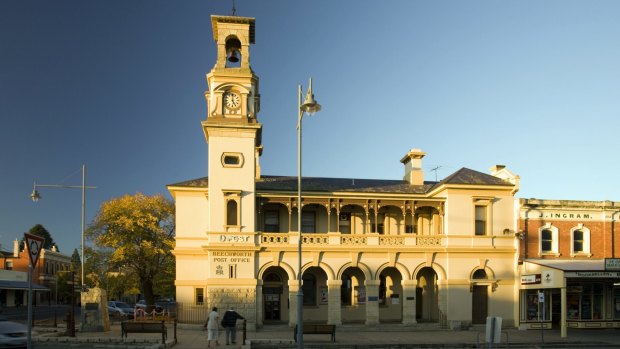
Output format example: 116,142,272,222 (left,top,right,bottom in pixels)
204,306,220,347
221,306,244,345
